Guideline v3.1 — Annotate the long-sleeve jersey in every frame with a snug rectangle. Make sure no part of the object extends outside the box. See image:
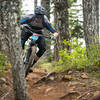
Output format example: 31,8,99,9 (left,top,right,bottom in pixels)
20,14,56,33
